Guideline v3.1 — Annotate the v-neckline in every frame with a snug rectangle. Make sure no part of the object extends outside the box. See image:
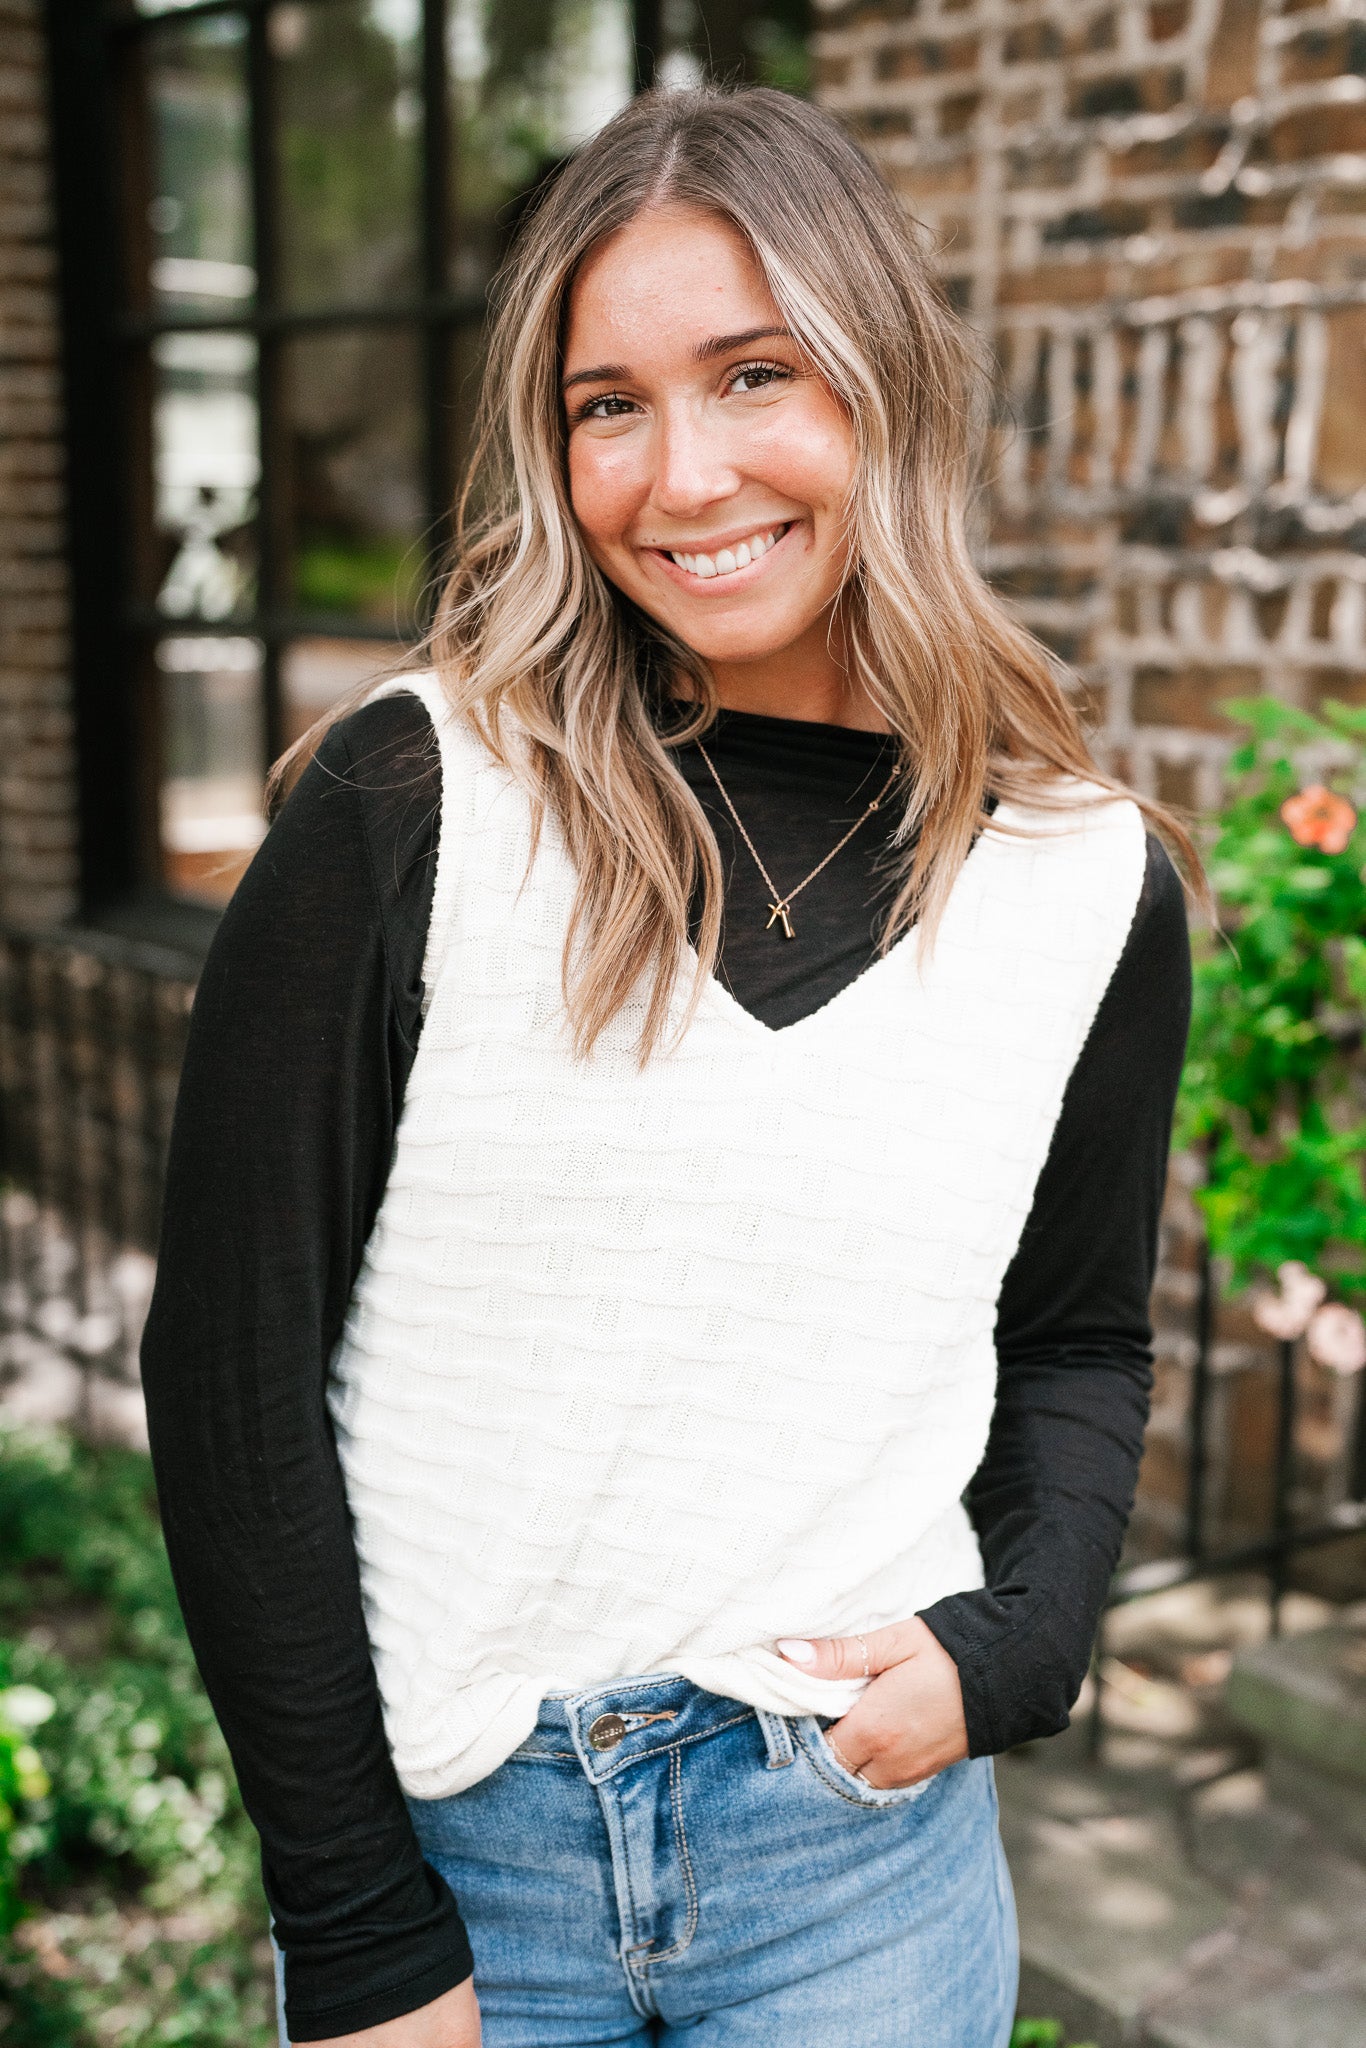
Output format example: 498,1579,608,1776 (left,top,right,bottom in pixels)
688,803,1008,1042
